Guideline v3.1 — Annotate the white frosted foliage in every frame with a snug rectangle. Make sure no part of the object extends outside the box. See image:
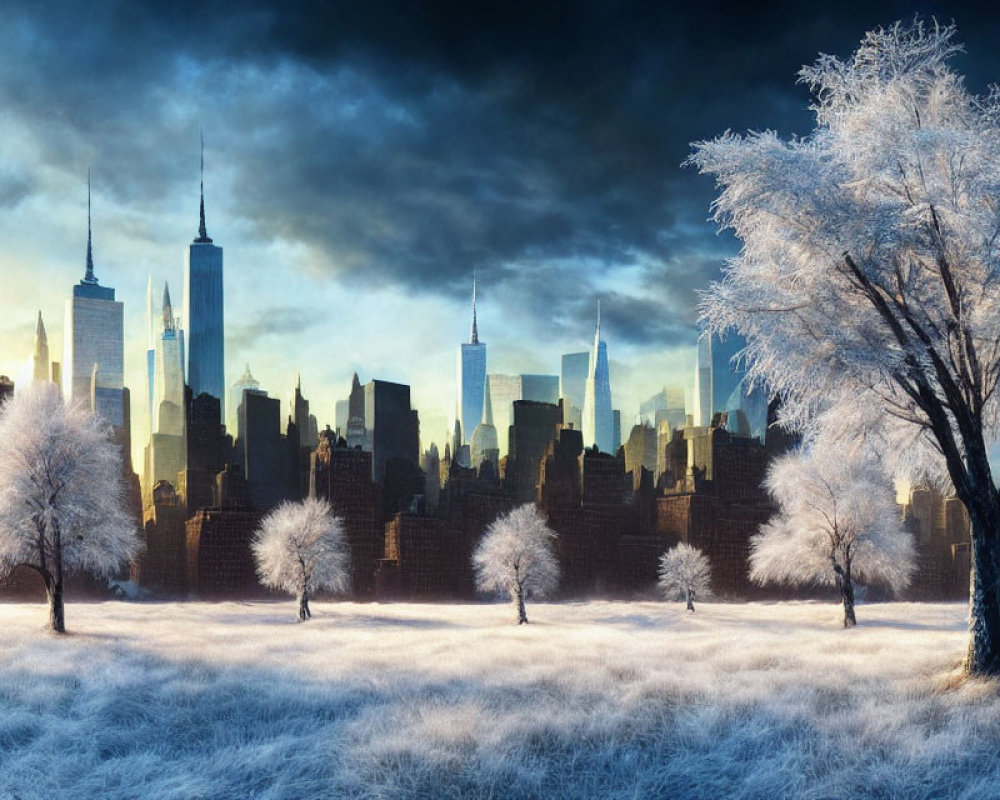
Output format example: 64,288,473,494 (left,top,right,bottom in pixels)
689,18,1000,666
751,444,914,625
658,542,712,611
0,382,138,631
252,497,350,621
473,503,559,624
